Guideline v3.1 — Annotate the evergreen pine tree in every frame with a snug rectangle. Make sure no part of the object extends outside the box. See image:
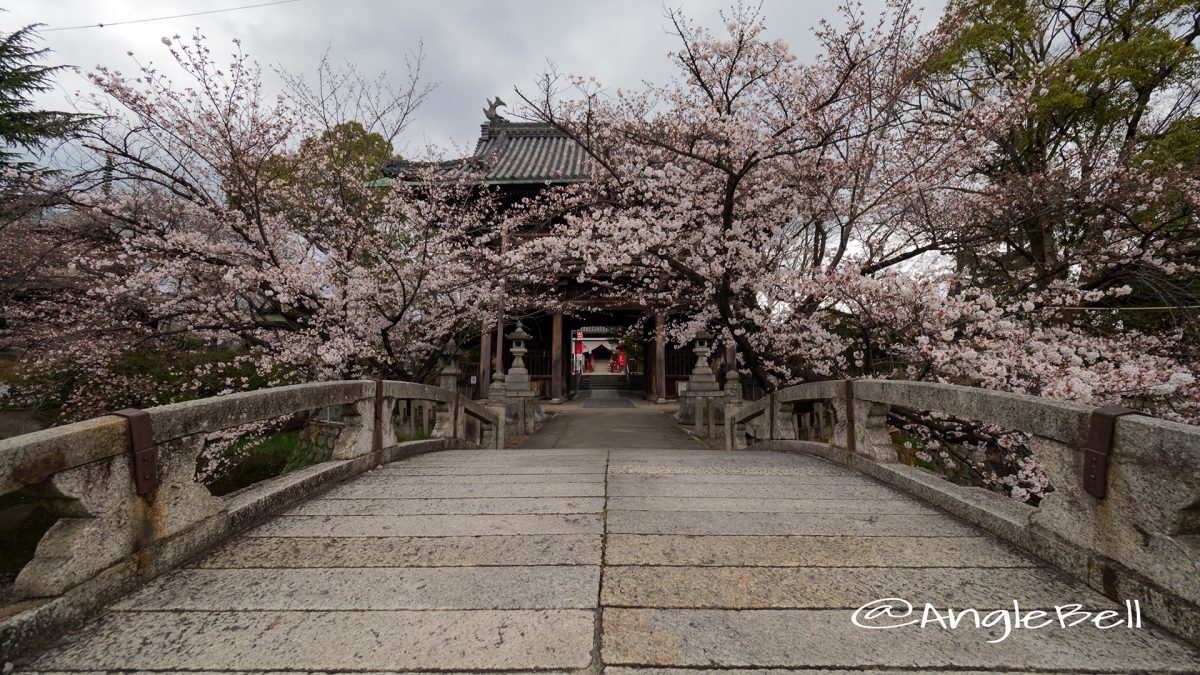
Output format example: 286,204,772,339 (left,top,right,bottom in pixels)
0,20,90,172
